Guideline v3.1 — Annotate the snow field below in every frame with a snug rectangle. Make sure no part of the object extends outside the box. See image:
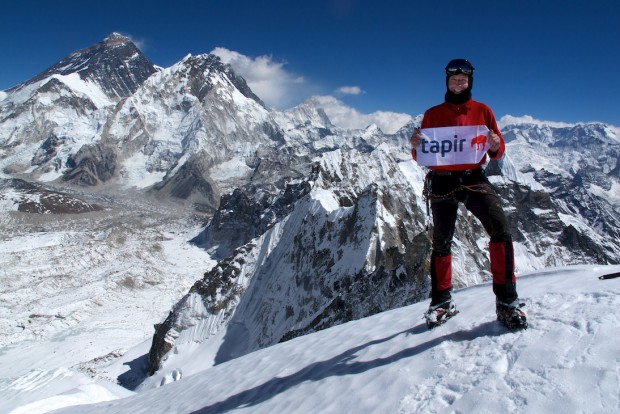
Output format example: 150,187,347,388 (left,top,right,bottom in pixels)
37,265,620,414
0,199,216,413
